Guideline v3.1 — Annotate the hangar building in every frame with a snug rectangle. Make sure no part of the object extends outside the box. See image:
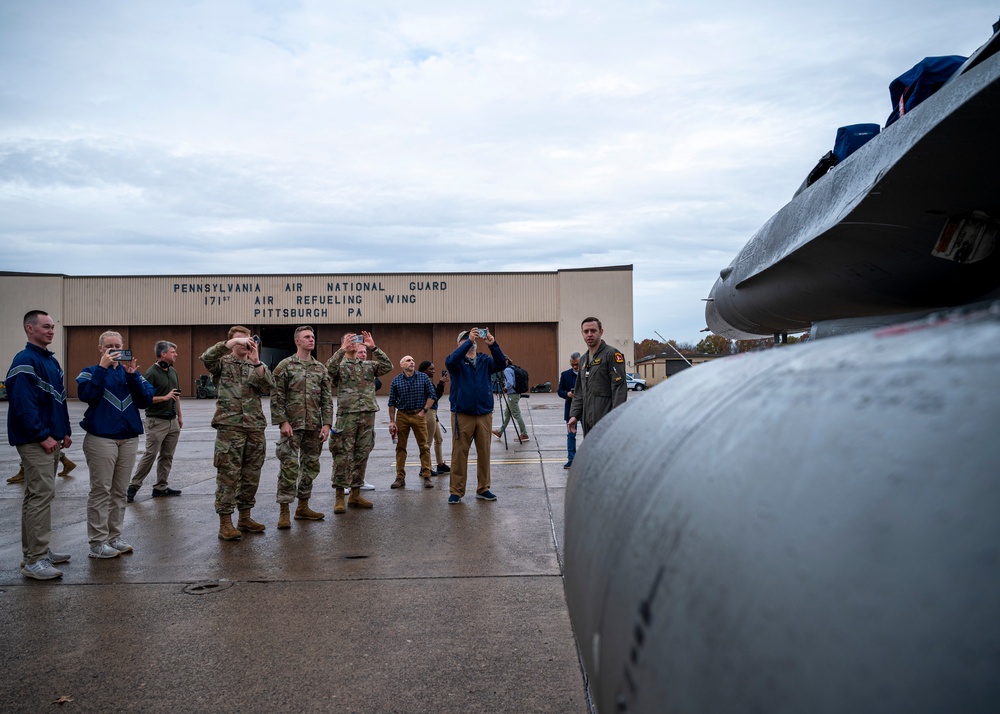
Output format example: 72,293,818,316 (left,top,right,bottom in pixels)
1,266,633,398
